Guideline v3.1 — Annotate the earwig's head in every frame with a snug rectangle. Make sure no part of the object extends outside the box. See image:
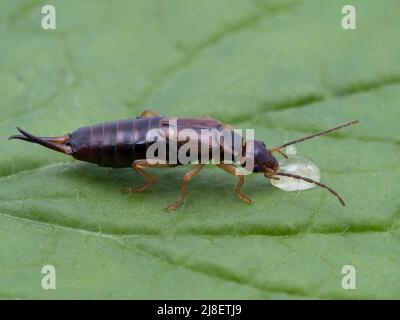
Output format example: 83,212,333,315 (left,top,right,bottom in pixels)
250,140,279,173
